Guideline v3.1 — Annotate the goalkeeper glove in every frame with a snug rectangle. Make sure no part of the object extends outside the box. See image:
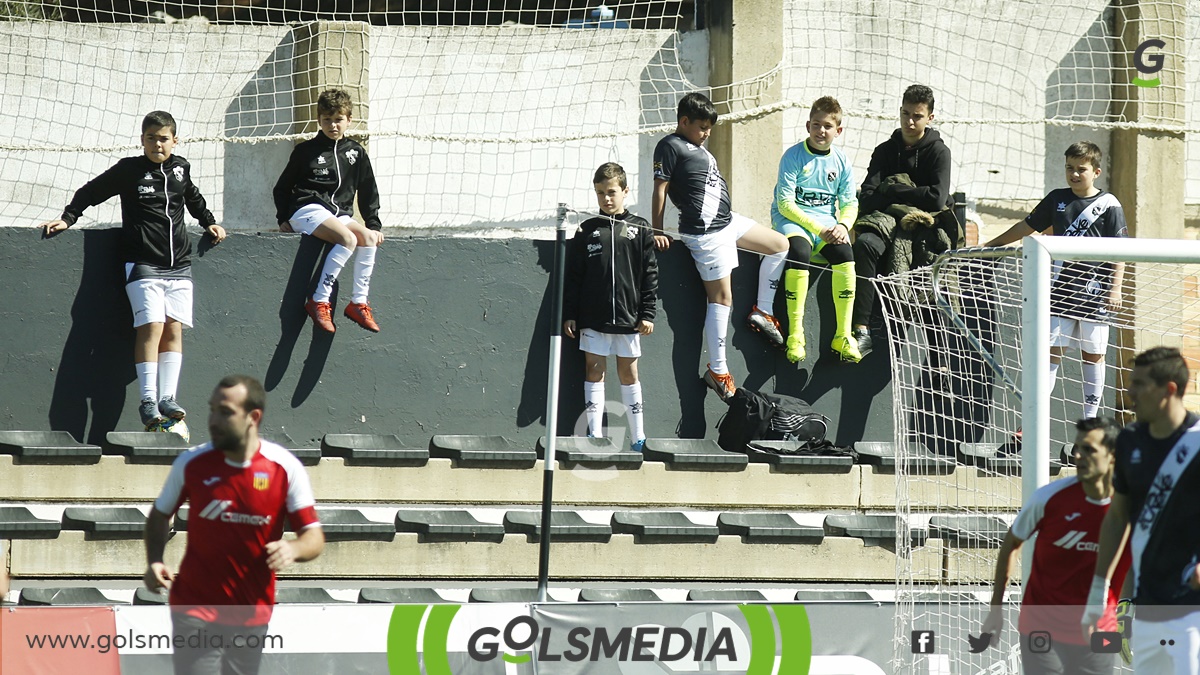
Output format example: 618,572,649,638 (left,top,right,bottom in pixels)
1116,598,1133,666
